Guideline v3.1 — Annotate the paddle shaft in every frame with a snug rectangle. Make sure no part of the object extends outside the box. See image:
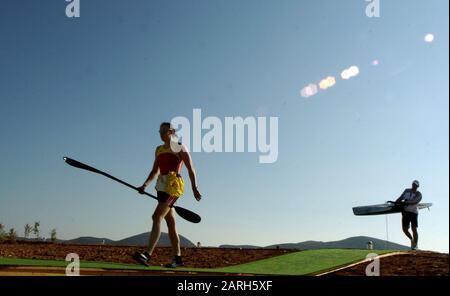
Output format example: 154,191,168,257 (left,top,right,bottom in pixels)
63,157,201,223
